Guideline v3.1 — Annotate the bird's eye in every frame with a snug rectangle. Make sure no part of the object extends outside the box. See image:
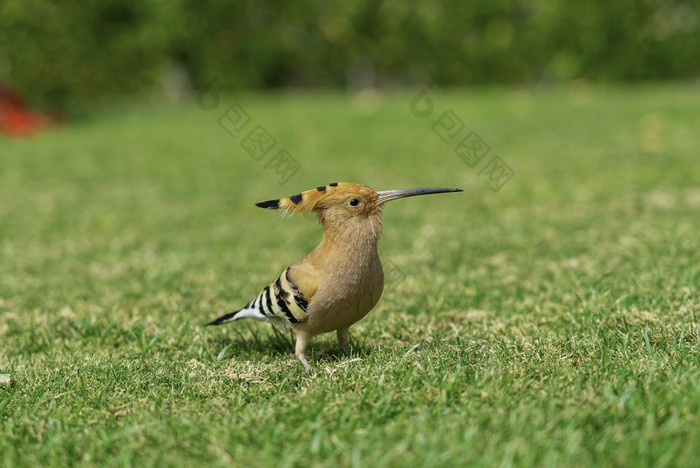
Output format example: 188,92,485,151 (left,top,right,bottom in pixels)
349,198,360,206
